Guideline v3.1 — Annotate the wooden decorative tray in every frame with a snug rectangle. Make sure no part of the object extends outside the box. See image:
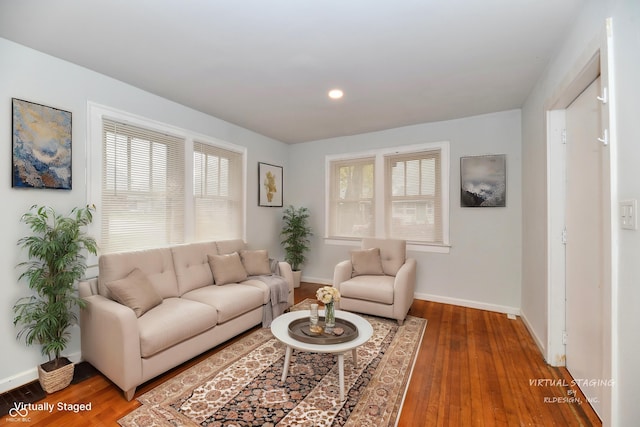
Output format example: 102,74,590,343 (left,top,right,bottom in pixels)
288,317,359,344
